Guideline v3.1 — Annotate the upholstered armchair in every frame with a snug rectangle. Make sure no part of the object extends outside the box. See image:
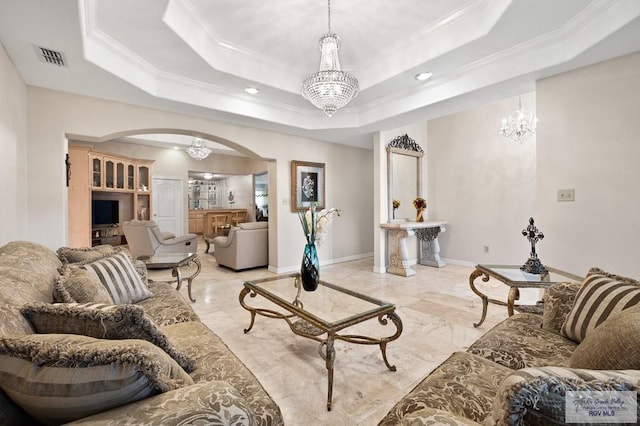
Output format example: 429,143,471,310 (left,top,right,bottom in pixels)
122,220,197,258
213,222,268,270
